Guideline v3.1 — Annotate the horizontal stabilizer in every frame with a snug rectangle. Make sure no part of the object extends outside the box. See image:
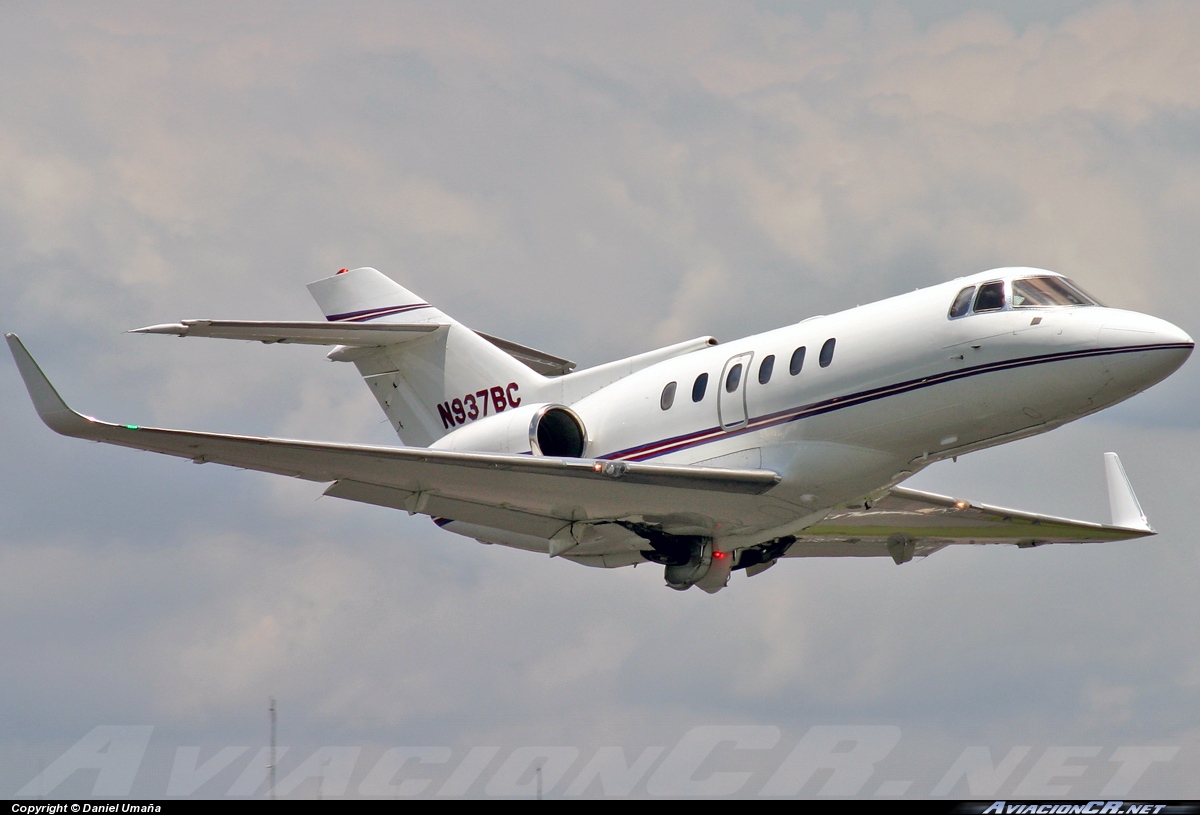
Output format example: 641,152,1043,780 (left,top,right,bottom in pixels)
129,321,576,375
129,320,445,347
